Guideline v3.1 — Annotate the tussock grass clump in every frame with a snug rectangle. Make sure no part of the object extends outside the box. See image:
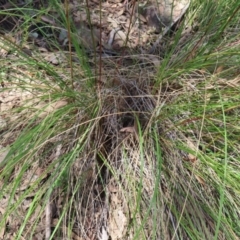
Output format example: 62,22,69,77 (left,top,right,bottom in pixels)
0,0,240,239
